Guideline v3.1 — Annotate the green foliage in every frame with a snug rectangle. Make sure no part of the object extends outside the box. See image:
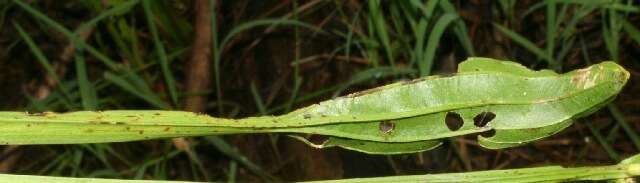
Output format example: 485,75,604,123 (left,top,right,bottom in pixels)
0,58,628,155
